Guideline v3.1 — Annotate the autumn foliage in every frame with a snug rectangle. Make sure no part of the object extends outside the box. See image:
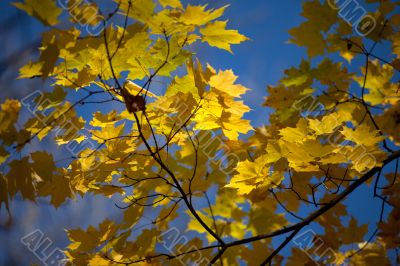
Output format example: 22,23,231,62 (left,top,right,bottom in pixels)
1,0,400,265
